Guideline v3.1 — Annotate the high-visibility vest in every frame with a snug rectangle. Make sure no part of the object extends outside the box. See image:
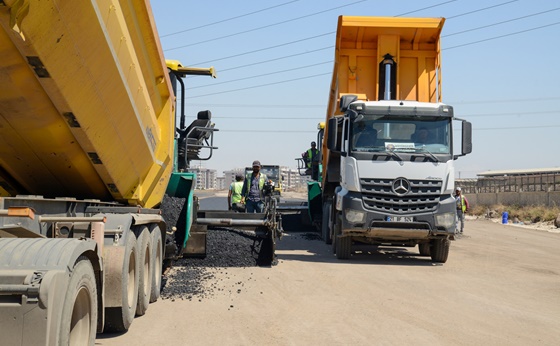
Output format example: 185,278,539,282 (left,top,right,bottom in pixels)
456,195,468,212
242,173,267,200
306,148,319,168
230,181,244,203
